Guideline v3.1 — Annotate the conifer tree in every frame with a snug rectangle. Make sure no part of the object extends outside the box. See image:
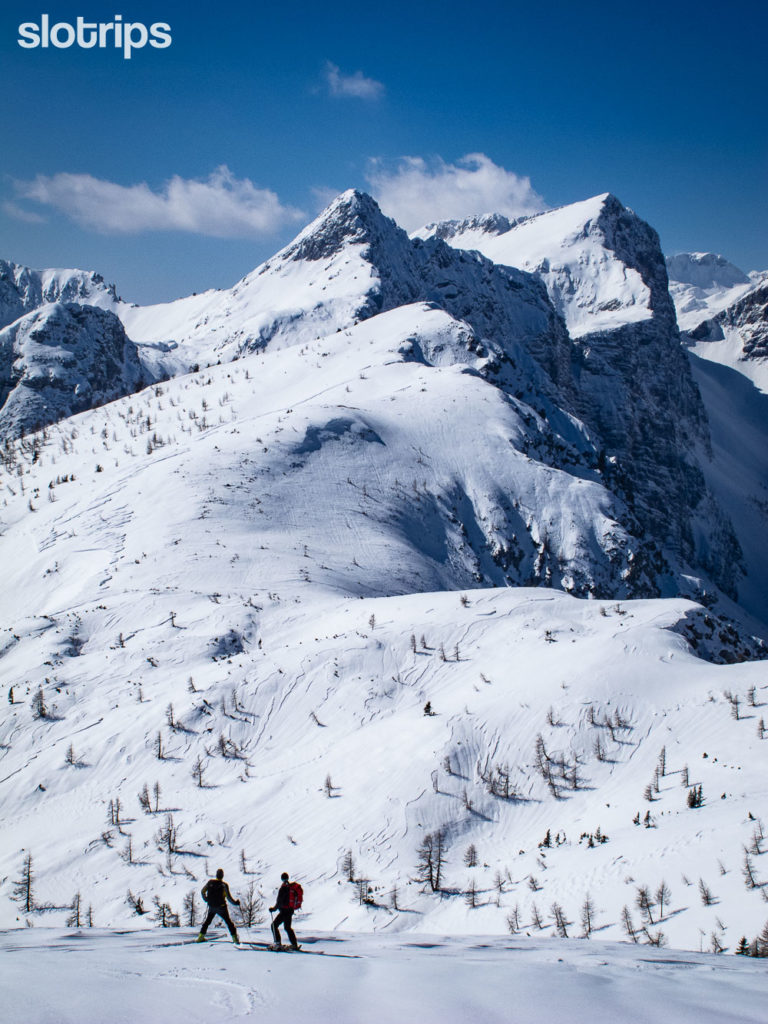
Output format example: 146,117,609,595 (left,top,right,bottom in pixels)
12,852,35,913
655,881,671,919
66,892,82,928
621,905,638,943
342,849,356,882
636,886,655,924
580,894,595,937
